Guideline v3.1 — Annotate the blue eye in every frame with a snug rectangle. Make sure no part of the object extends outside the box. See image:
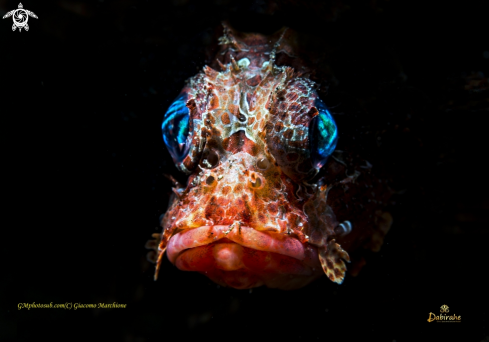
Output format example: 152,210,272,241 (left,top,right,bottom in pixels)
309,98,338,170
161,93,190,164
